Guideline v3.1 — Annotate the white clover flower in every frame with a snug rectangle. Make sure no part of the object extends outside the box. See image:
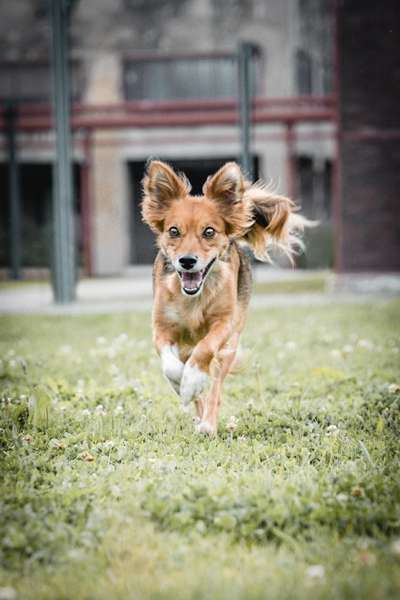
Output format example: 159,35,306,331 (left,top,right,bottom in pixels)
357,339,374,350
0,587,17,600
81,408,91,417
49,438,65,450
59,345,72,355
109,364,119,376
342,344,354,354
336,493,348,504
390,539,400,555
306,565,325,579
286,341,297,350
116,333,128,344
226,415,238,432
326,424,339,436
331,349,342,359
114,404,124,415
388,383,400,394
111,485,121,497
